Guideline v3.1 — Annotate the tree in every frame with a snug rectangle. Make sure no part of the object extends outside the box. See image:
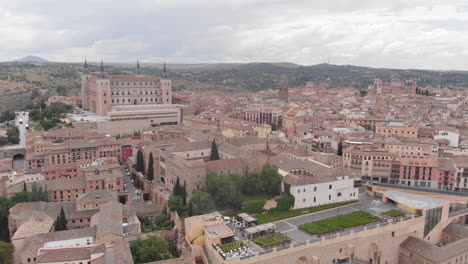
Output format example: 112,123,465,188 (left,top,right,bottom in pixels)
359,90,367,97
337,141,343,156
269,123,278,131
190,191,216,214
0,241,14,264
259,164,282,196
168,196,183,214
23,182,27,192
136,149,144,172
181,183,187,206
210,139,220,160
206,172,245,209
241,172,262,196
188,202,193,216
55,206,67,231
29,183,48,202
425,90,430,96
130,236,177,263
172,177,181,196
147,152,154,181
0,192,30,241
50,102,68,114
31,183,39,202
